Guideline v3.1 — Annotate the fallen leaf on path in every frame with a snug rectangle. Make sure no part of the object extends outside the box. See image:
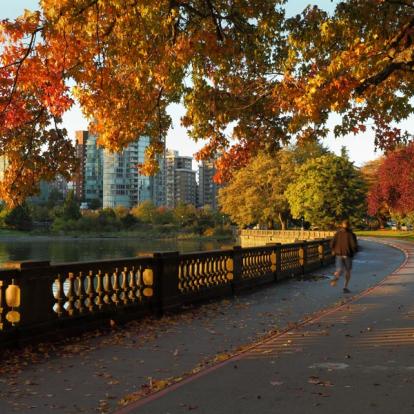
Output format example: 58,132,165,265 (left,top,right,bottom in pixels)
308,376,334,387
